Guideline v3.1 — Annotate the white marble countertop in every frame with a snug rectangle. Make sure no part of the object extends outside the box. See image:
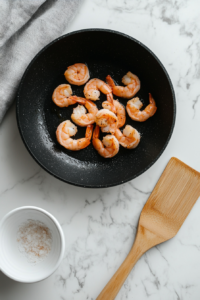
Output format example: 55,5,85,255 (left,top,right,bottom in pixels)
1,0,200,299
